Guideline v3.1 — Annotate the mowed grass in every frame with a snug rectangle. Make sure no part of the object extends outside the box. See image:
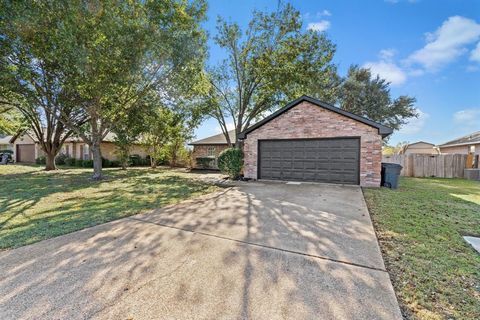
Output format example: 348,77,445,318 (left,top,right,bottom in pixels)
0,165,219,250
363,177,480,320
